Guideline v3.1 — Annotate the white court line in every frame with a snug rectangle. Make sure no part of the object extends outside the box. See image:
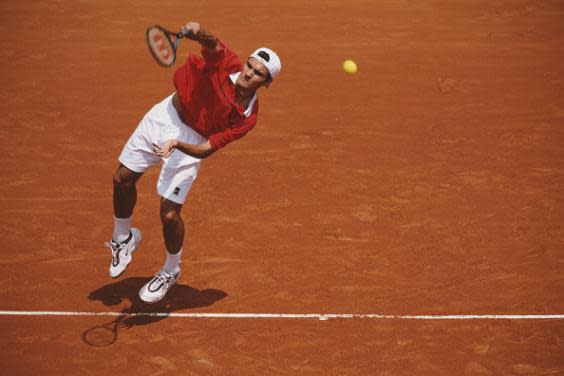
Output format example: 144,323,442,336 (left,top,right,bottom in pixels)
0,311,564,320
